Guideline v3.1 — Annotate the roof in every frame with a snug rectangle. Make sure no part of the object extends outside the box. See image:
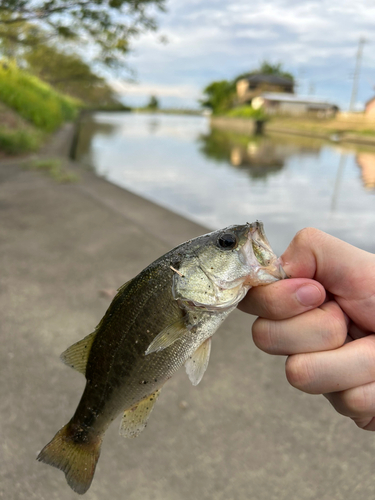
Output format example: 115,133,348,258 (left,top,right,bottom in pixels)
261,92,337,107
242,73,294,86
365,96,375,106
